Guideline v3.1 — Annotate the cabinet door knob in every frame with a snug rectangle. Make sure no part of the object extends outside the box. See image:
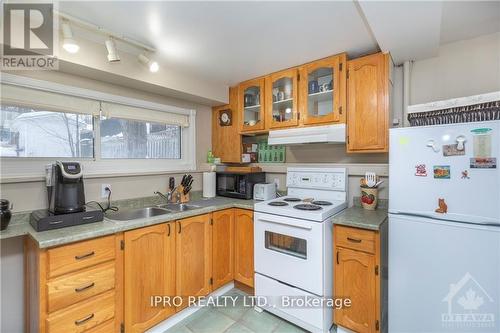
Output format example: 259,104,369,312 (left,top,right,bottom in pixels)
347,237,362,243
75,251,95,260
74,313,94,326
75,282,95,293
